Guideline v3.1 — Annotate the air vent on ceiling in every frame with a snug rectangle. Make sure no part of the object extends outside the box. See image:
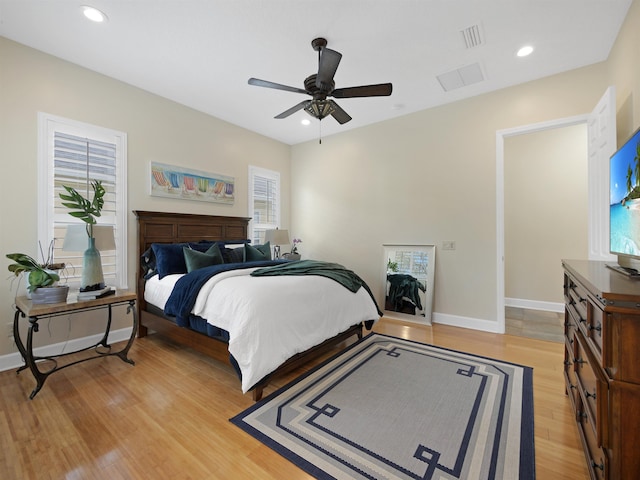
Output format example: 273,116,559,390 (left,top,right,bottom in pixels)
461,24,484,49
436,63,485,92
